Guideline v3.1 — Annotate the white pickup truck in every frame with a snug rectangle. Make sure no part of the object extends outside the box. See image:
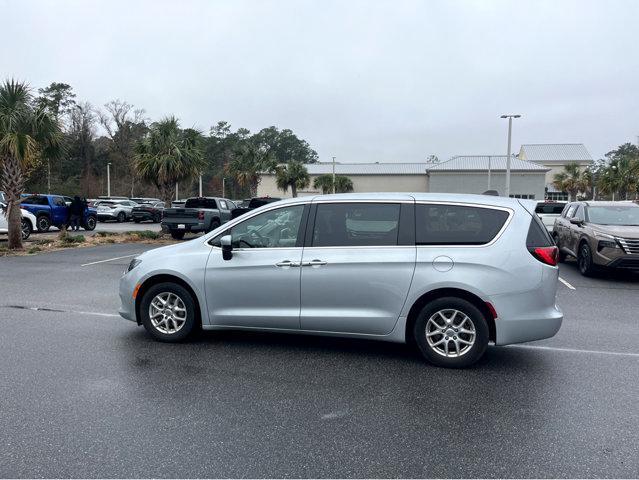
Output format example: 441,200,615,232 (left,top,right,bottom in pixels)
535,201,567,232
